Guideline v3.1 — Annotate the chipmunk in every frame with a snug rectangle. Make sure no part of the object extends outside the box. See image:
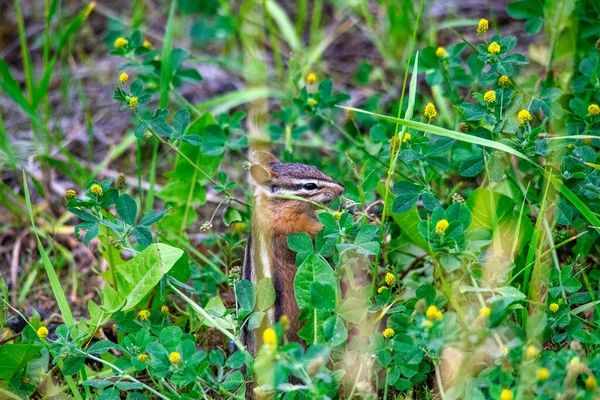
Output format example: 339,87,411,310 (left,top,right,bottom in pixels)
241,151,345,355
